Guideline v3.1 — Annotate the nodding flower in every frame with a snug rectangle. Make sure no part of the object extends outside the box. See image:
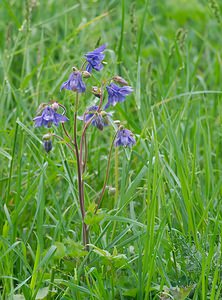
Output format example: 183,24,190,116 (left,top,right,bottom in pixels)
78,105,111,131
33,106,68,128
105,83,133,109
85,44,106,73
60,71,86,93
114,129,136,147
